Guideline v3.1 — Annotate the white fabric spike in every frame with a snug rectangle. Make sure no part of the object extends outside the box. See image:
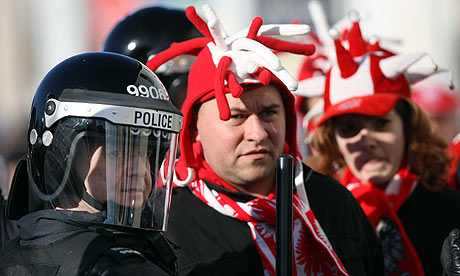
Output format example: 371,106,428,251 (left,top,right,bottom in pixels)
203,5,228,52
203,4,229,38
380,52,430,79
307,0,333,46
331,17,351,37
295,75,326,97
405,65,444,83
273,69,298,91
405,66,454,88
348,10,360,22
228,24,310,44
304,99,324,127
201,3,303,91
259,24,311,36
231,38,281,70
